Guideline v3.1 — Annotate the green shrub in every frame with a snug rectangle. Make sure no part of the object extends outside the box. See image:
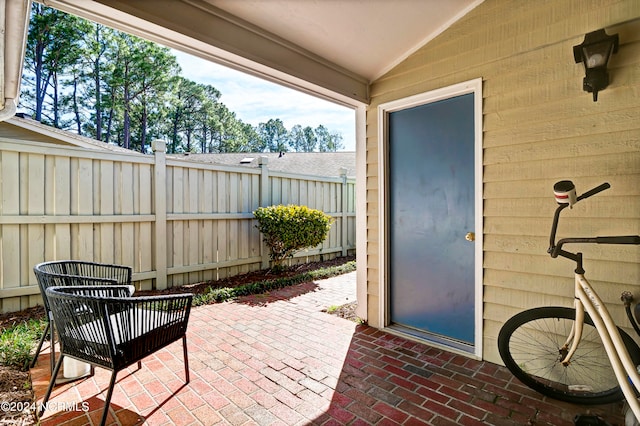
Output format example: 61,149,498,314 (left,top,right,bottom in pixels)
253,204,333,270
0,318,46,370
